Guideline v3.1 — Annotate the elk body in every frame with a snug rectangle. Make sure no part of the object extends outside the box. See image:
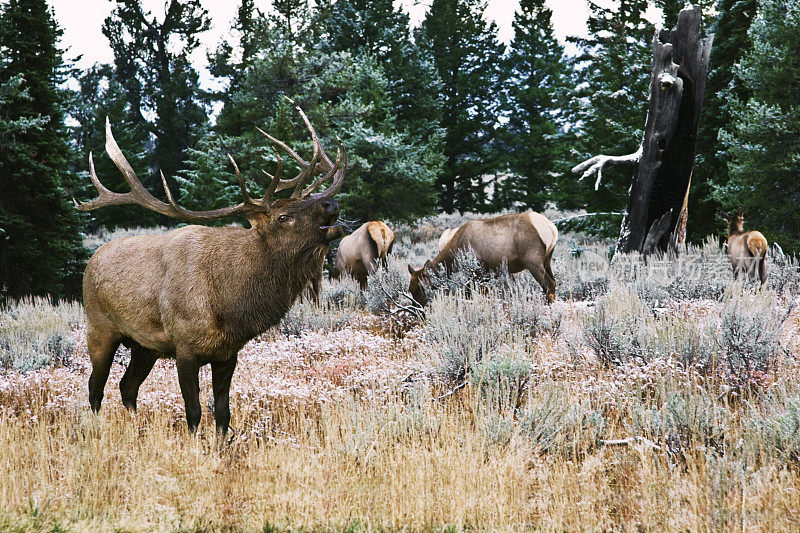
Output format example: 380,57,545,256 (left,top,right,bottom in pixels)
77,103,346,434
332,221,394,288
408,212,558,304
438,227,456,252
720,208,767,283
